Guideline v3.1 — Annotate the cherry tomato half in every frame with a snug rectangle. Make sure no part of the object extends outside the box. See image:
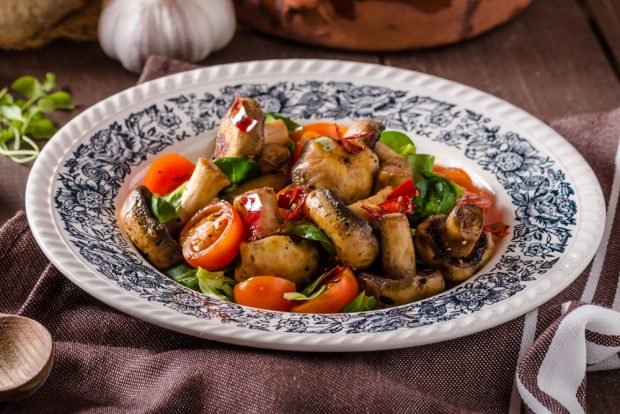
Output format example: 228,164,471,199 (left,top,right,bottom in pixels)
180,201,243,270
234,276,296,311
144,153,195,195
290,267,359,314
